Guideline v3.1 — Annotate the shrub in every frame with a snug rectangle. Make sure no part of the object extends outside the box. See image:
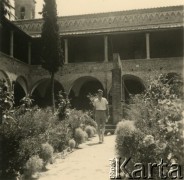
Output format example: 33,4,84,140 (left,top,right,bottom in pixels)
81,113,97,128
0,107,56,178
83,131,89,141
48,120,71,152
56,91,70,121
74,128,85,147
91,126,96,136
115,73,184,178
68,139,76,151
85,125,95,138
115,120,143,160
24,155,43,178
39,143,54,166
68,110,83,132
